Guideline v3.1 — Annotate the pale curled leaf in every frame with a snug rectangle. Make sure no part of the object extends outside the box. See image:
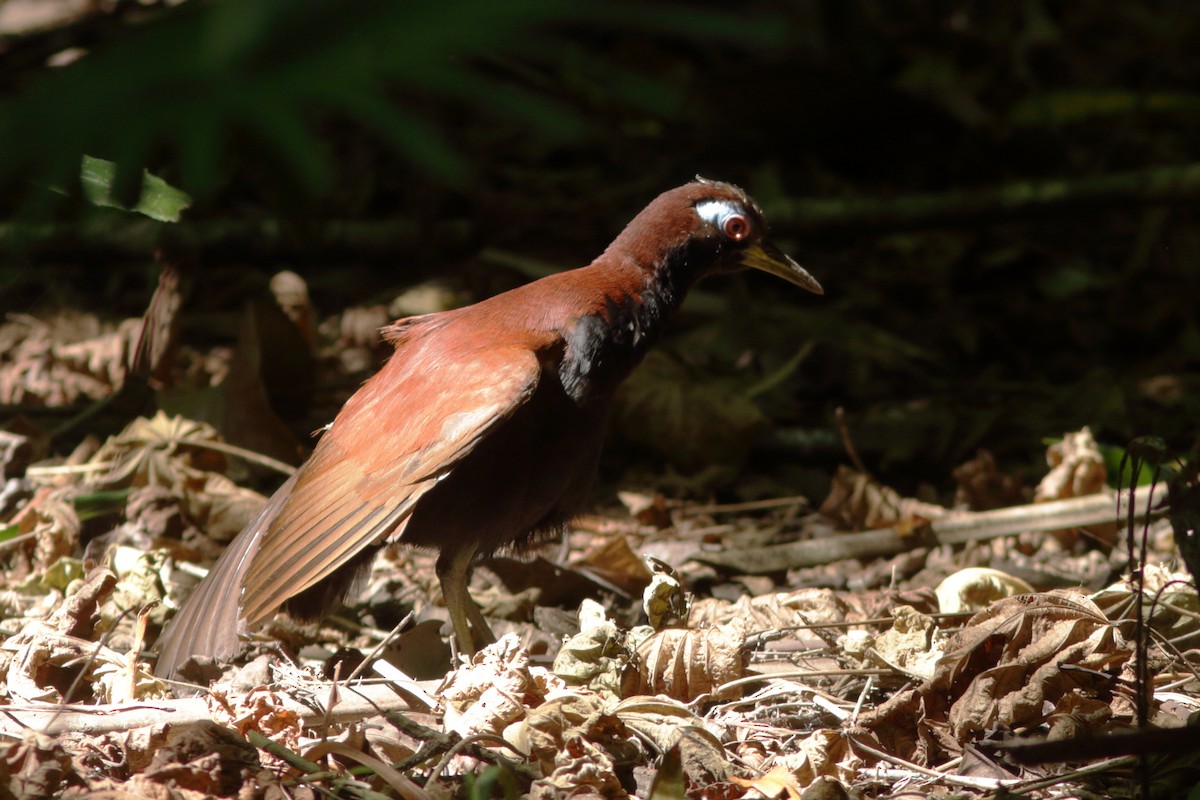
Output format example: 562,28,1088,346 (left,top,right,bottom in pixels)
871,605,943,680
553,599,636,699
1036,426,1106,502
643,570,689,630
935,567,1034,614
